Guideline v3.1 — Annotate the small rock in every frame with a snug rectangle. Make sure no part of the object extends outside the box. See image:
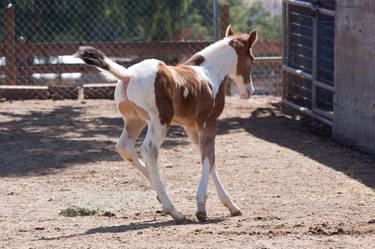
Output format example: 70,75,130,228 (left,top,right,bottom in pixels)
337,228,344,234
102,211,116,217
